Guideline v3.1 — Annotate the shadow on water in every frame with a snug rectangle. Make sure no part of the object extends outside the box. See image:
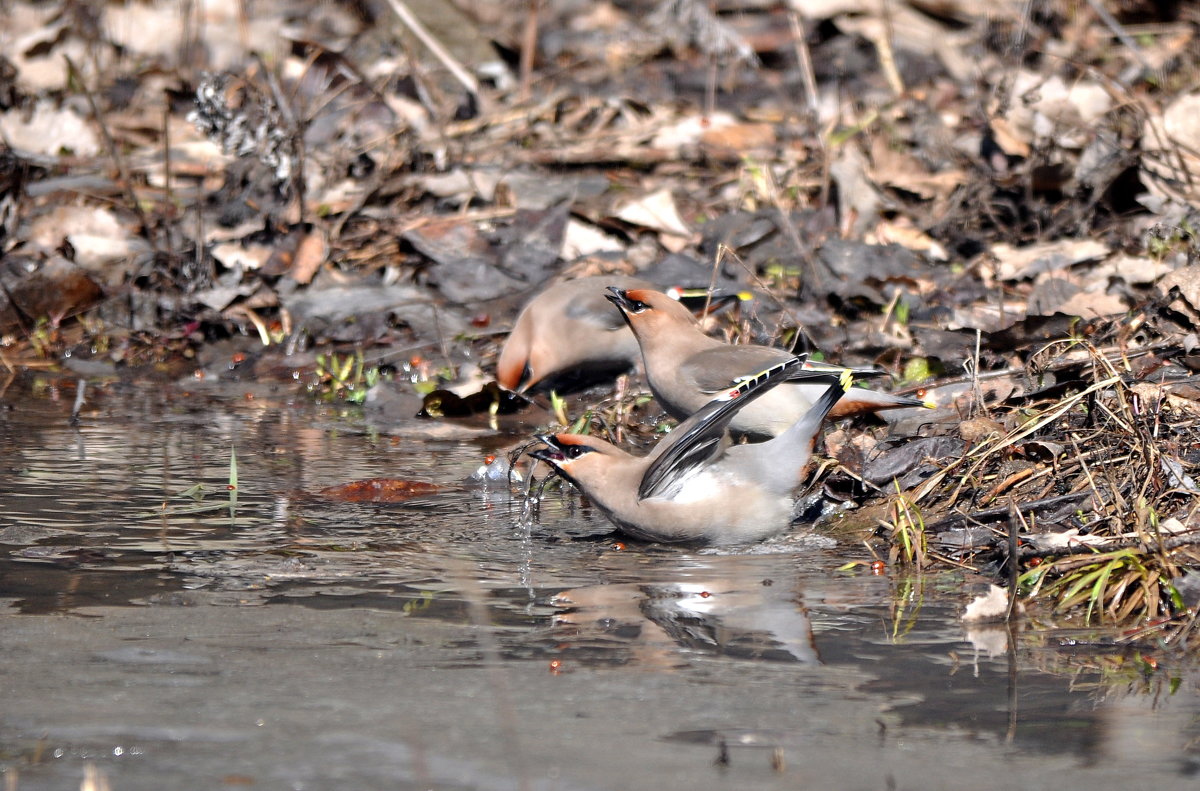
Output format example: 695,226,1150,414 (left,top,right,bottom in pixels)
2,373,1200,790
